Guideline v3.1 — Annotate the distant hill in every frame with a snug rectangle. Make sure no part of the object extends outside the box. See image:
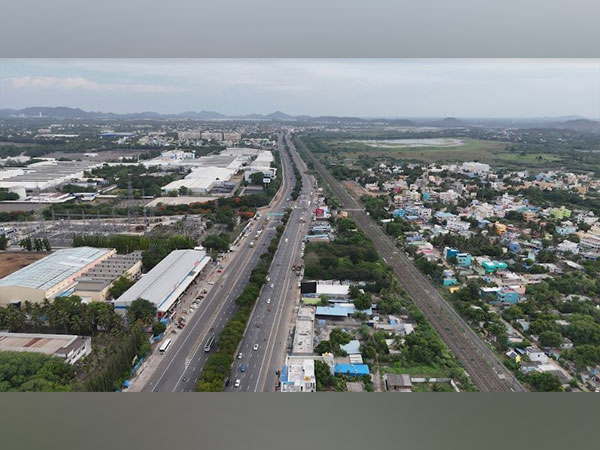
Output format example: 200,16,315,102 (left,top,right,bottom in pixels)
265,111,295,121
553,119,600,133
427,117,468,128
